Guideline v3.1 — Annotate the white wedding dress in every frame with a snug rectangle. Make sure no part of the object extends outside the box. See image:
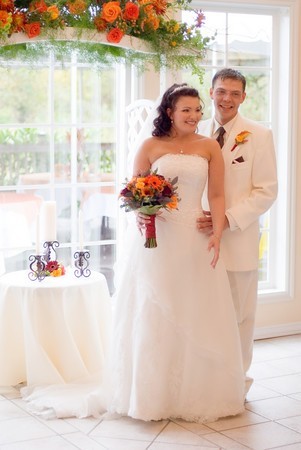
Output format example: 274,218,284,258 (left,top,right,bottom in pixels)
23,153,245,422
